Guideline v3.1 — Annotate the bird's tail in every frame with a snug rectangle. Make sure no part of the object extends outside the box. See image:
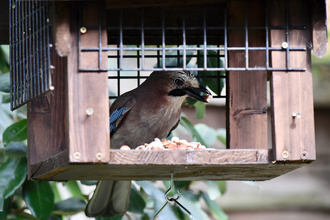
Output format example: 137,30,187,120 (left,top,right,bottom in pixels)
85,180,131,217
